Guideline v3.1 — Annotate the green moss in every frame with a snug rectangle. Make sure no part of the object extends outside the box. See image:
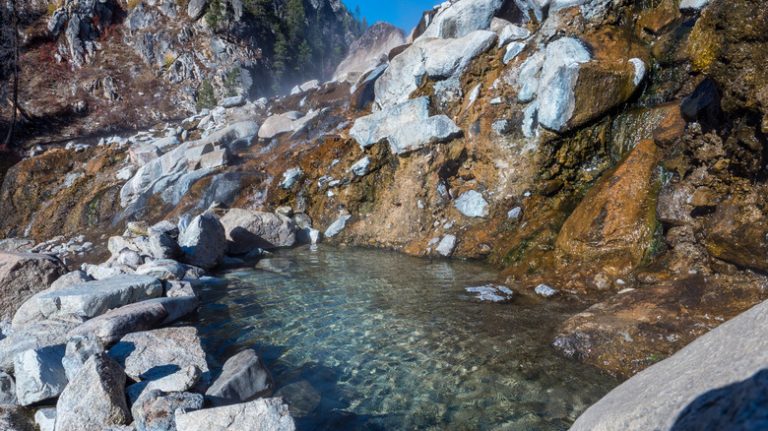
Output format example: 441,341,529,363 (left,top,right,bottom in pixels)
195,80,217,111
